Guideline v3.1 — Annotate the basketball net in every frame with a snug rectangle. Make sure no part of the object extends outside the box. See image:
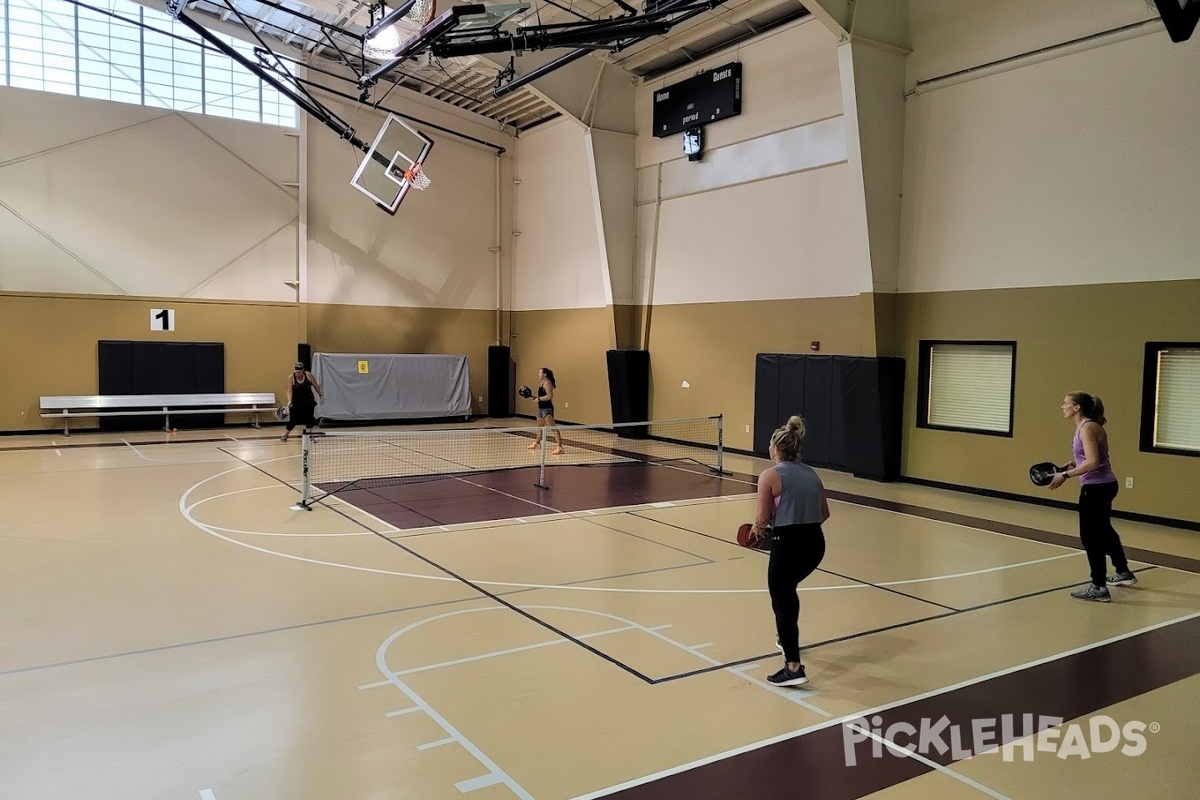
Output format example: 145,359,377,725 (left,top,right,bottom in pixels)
363,0,436,59
404,163,431,191
408,0,435,26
